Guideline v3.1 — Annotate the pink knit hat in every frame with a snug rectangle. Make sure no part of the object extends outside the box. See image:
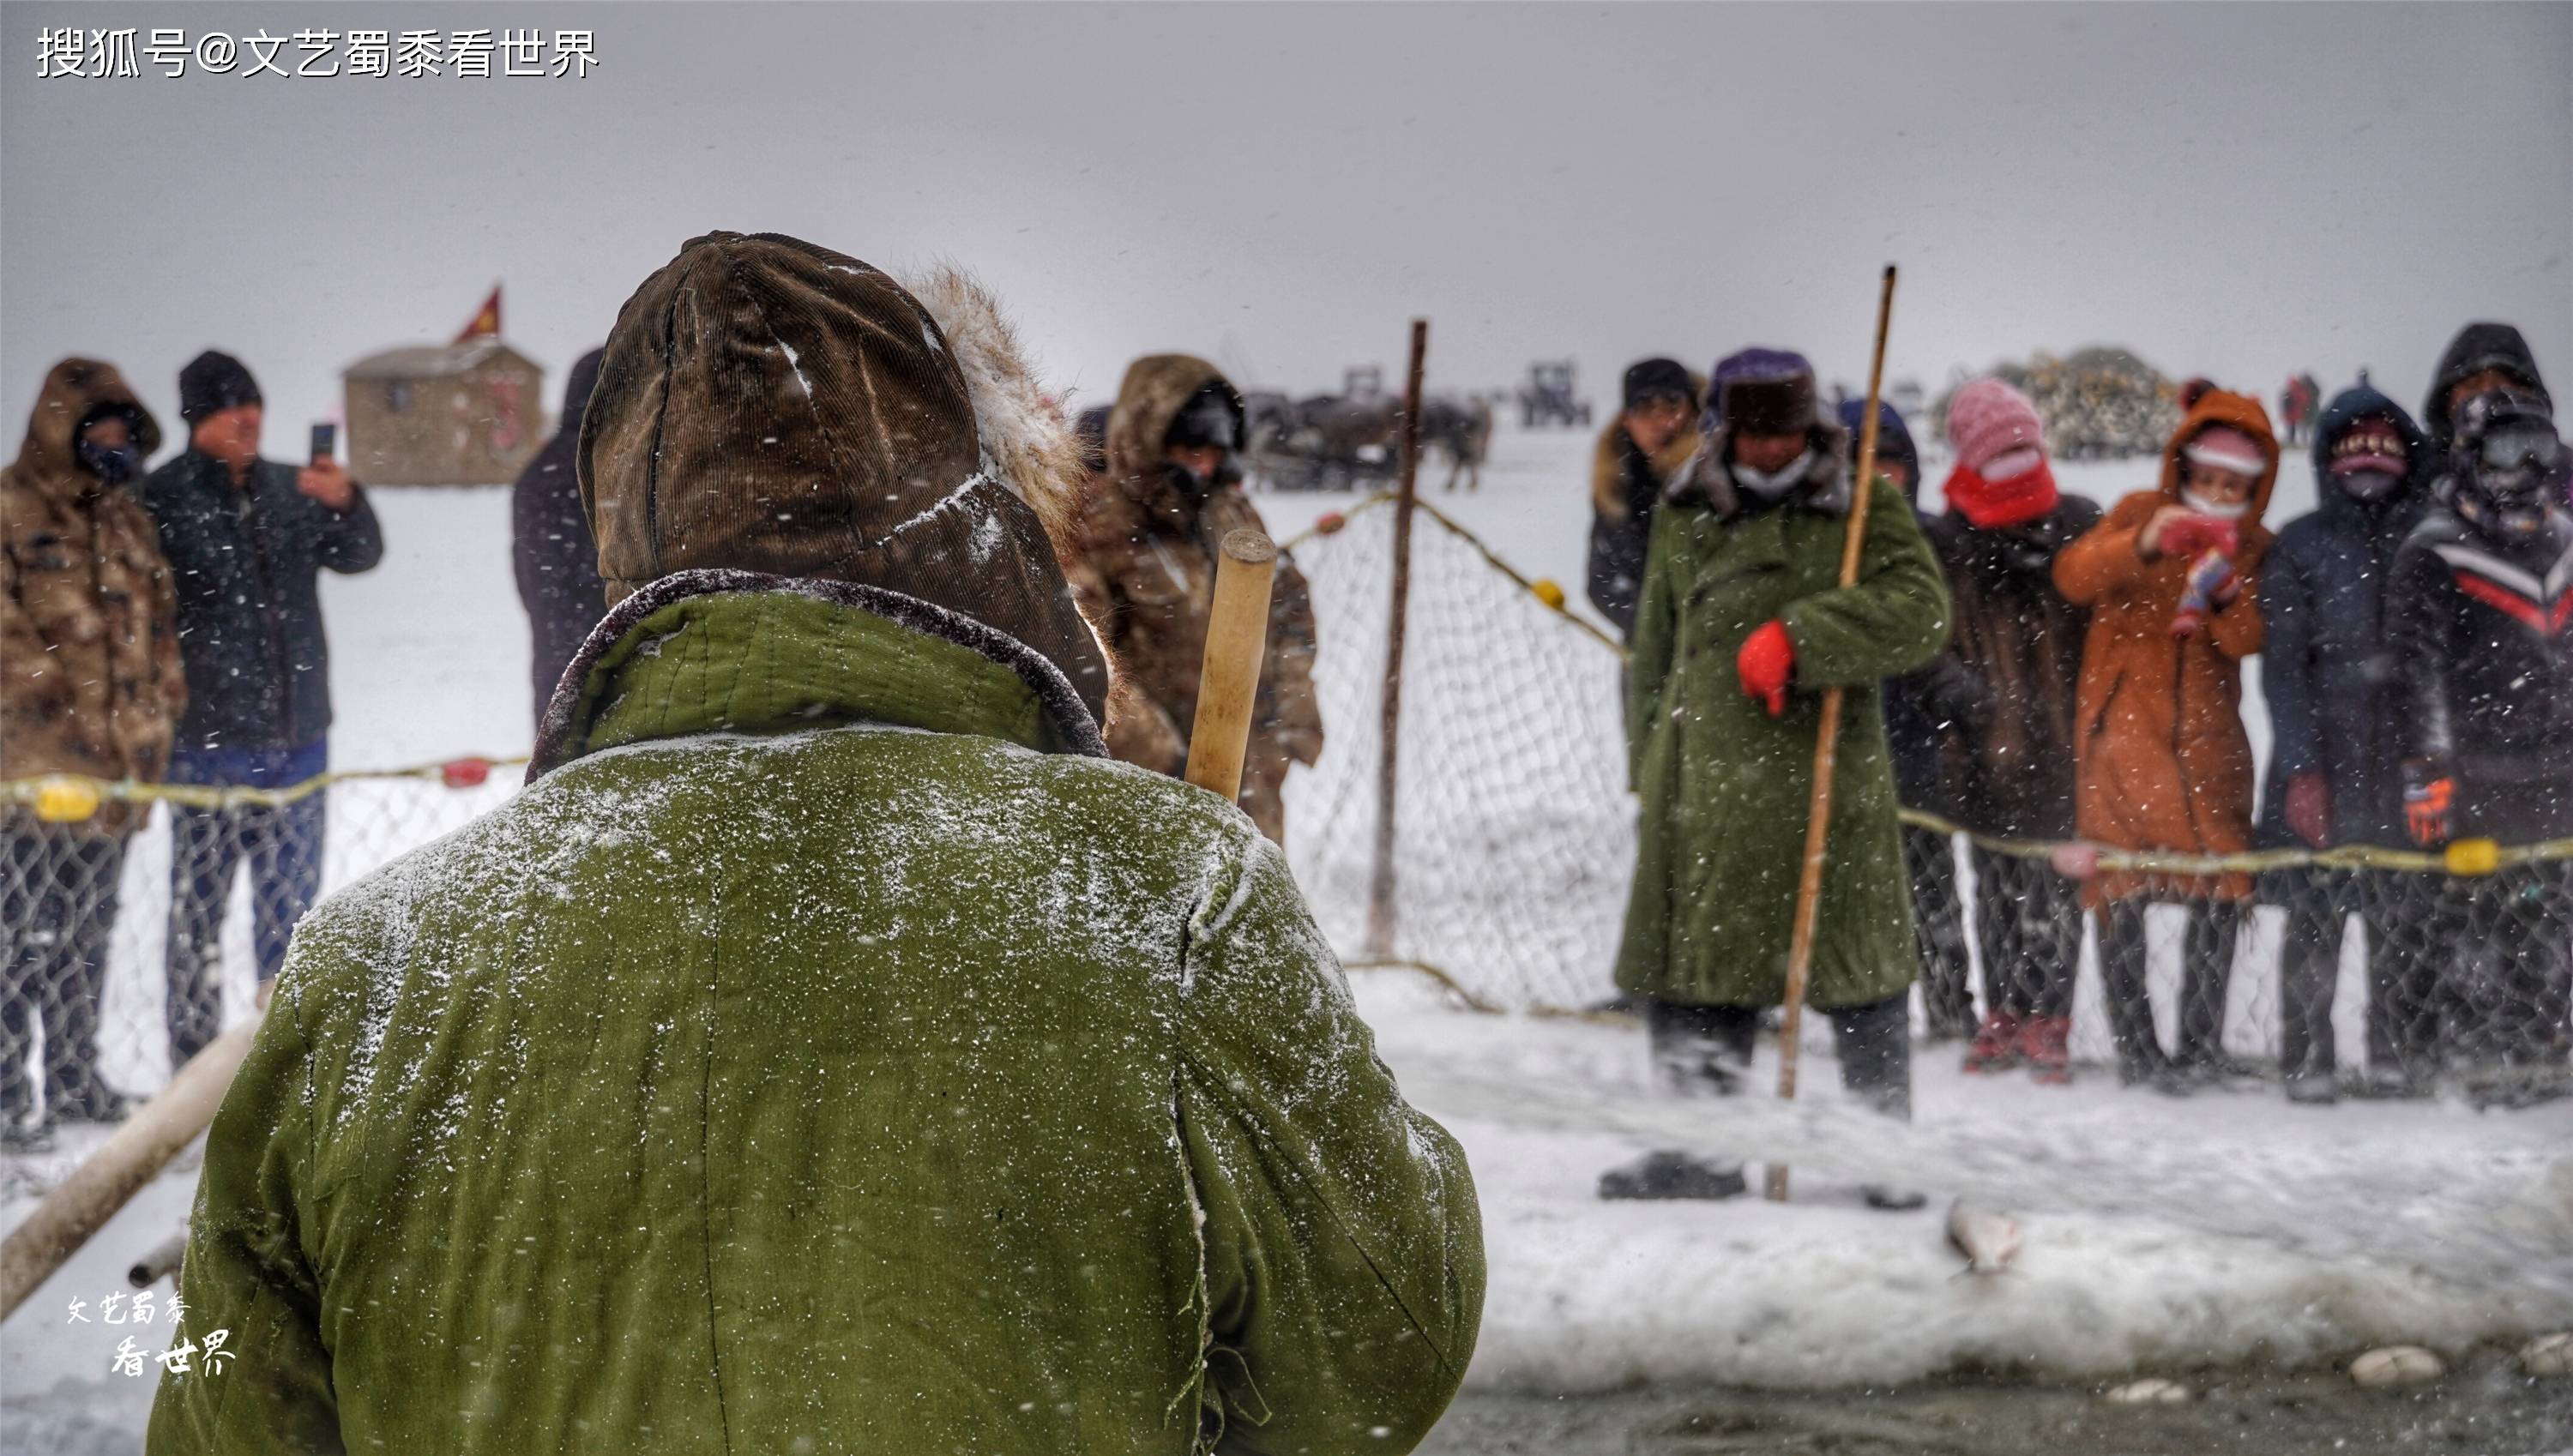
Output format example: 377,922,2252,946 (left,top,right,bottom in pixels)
1946,377,2047,480
2182,423,2269,478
